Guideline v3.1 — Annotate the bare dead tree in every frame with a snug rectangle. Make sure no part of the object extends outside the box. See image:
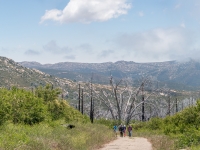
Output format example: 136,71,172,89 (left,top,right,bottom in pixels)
82,75,166,124
70,74,189,125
